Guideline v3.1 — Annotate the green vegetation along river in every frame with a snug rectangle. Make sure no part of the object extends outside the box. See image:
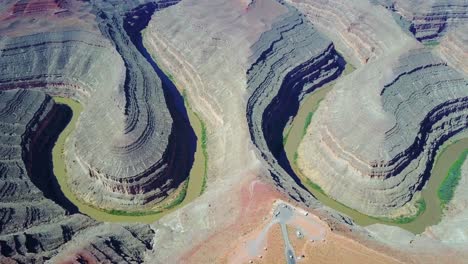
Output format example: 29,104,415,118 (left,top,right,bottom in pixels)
52,96,207,223
283,88,468,234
